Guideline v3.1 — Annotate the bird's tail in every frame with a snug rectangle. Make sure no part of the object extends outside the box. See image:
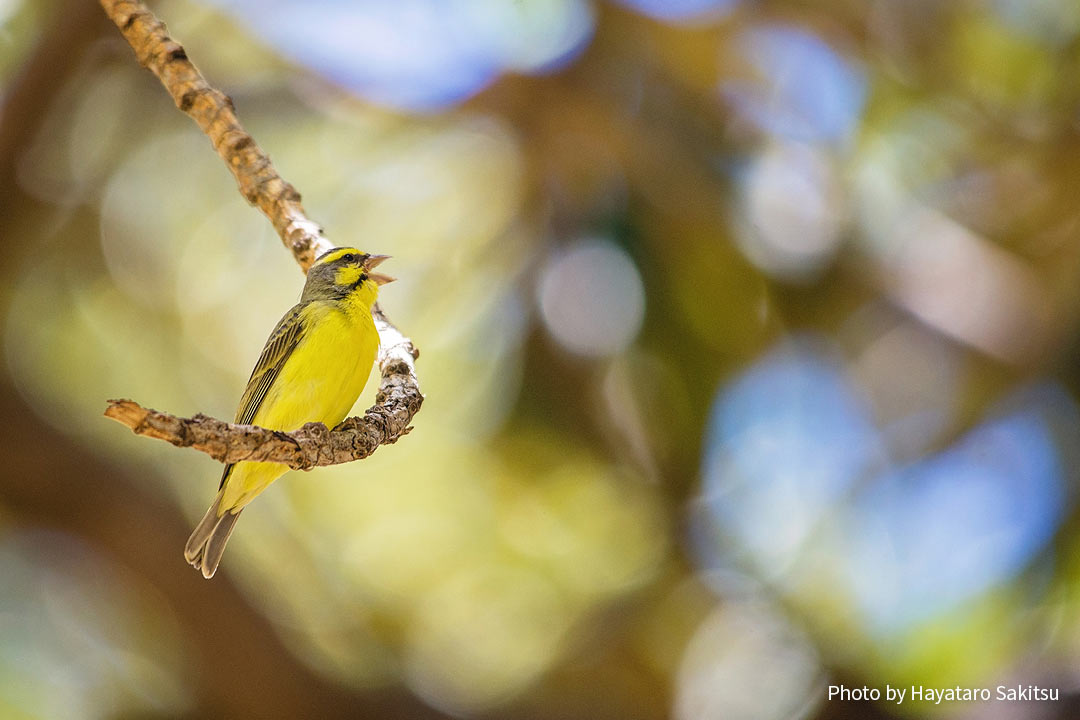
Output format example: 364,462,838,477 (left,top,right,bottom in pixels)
184,490,242,579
